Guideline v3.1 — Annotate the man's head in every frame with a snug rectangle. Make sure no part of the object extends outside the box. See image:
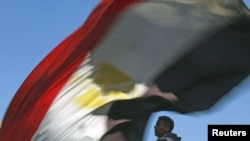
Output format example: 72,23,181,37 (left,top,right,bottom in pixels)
154,116,174,137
